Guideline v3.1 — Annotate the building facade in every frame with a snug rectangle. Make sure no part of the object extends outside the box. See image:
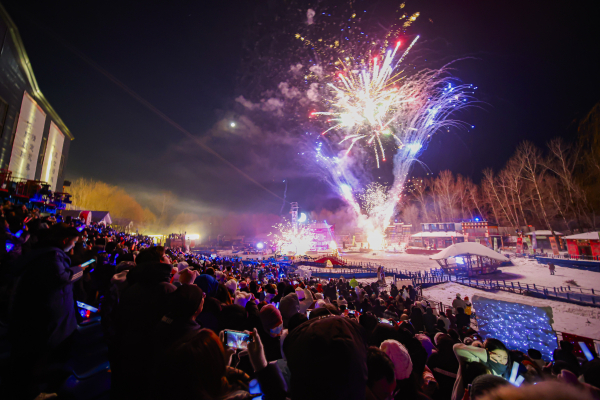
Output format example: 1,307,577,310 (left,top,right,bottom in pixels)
0,5,72,191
